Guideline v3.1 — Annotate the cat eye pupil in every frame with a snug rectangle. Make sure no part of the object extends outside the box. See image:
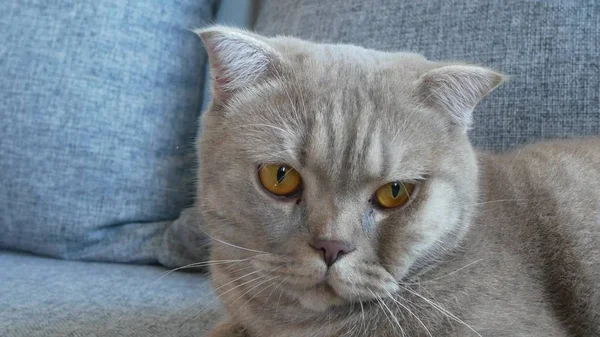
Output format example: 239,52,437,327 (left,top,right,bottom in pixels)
391,182,401,198
276,166,287,184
